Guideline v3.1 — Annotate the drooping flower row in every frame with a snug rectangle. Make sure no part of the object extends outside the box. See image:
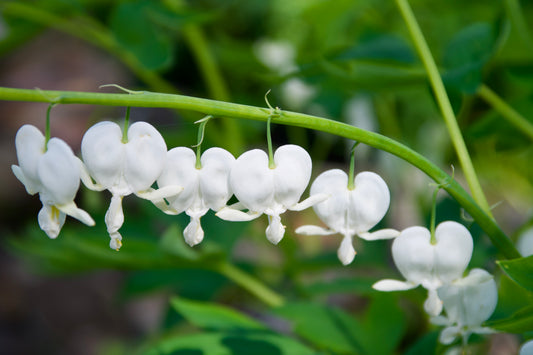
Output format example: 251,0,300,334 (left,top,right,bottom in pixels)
12,121,397,265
